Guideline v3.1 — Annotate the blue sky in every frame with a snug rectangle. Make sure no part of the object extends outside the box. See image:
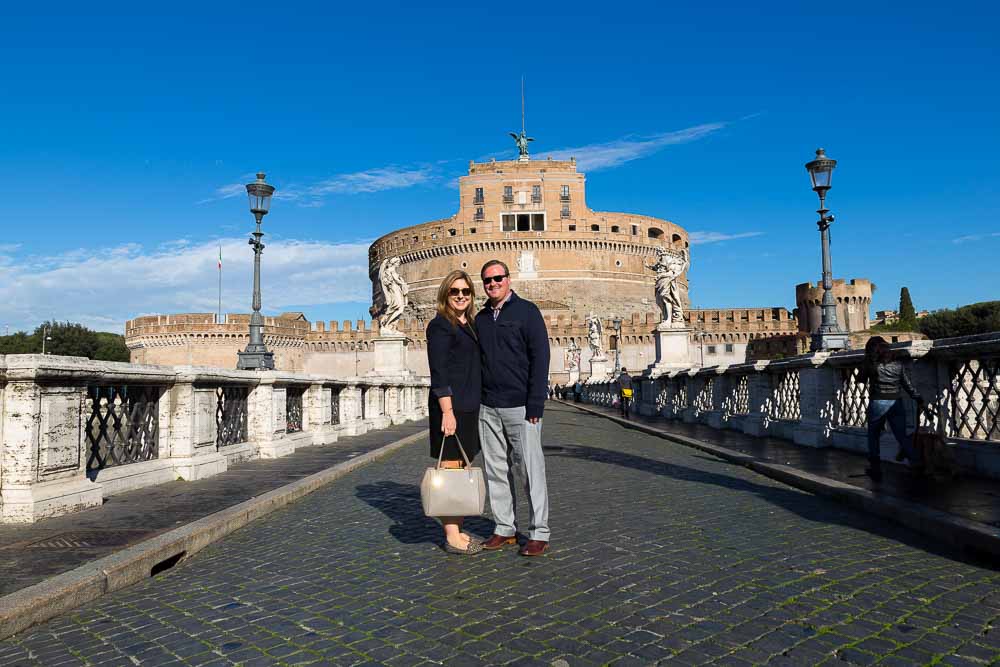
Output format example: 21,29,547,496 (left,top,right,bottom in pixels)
1,1,997,334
